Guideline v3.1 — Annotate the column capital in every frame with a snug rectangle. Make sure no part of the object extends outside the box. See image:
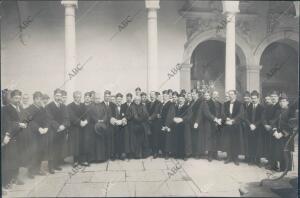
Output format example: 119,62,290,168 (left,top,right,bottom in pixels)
61,0,78,9
222,1,239,14
145,0,160,10
180,63,193,71
246,65,262,71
